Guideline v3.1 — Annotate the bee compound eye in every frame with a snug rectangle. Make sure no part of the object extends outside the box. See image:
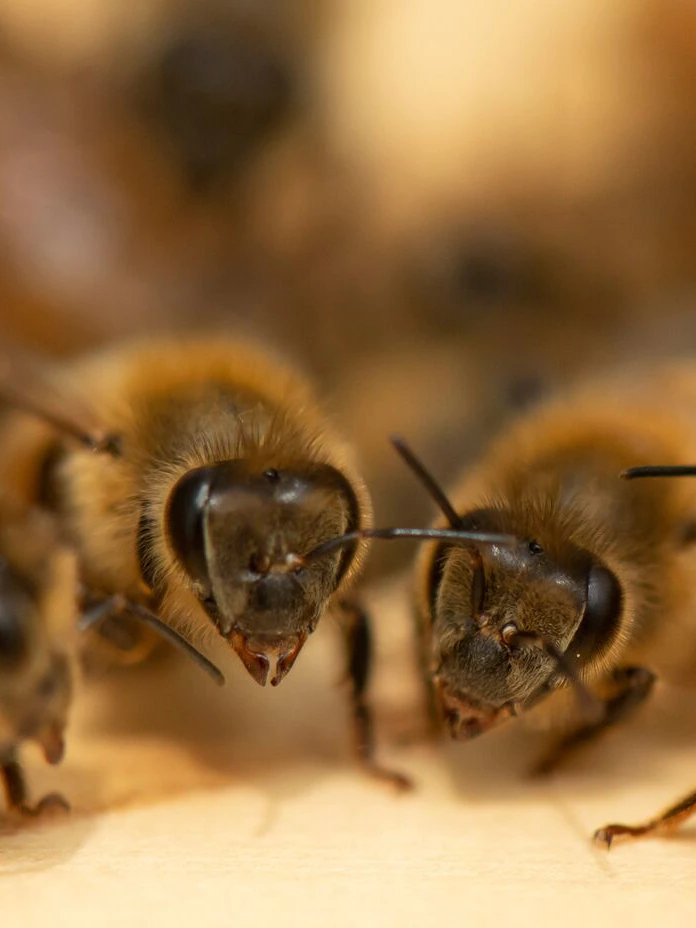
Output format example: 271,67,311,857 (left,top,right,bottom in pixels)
565,559,623,668
582,563,623,651
167,466,214,588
